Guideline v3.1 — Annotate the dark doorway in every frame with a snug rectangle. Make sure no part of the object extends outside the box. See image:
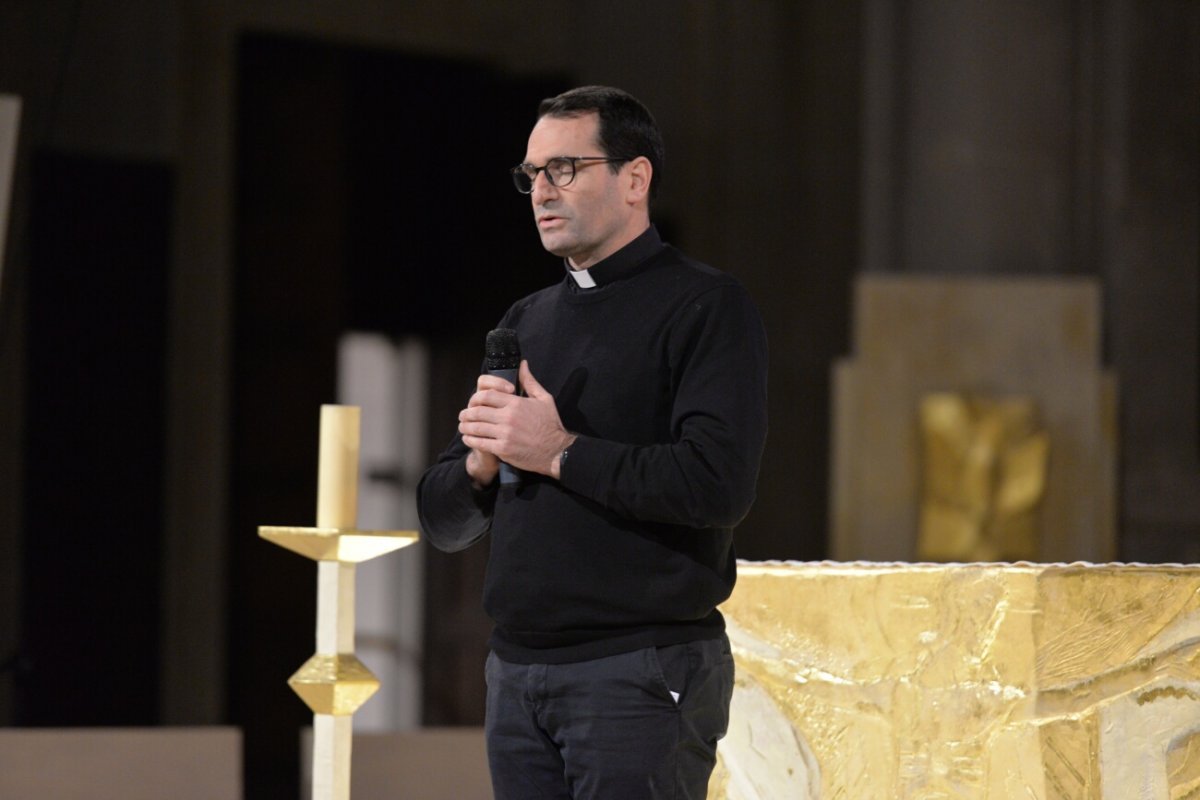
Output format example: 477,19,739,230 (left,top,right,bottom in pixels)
19,152,171,726
233,32,565,797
